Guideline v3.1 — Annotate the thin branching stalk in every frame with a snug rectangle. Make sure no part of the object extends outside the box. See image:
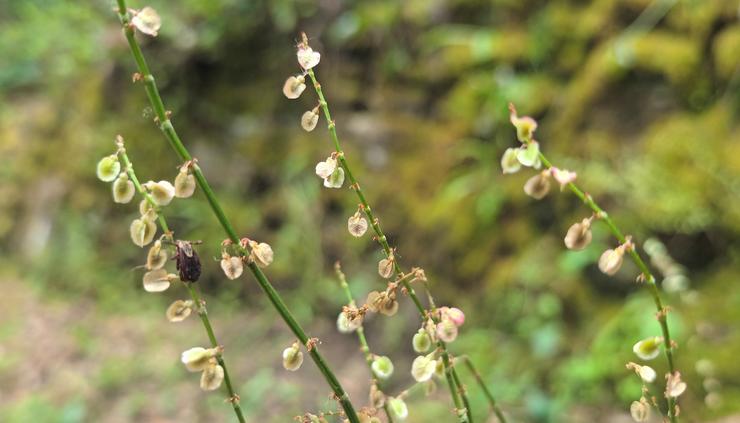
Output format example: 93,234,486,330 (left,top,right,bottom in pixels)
113,4,360,421
117,144,246,422
459,357,507,423
536,150,679,421
335,263,394,423
306,67,473,423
